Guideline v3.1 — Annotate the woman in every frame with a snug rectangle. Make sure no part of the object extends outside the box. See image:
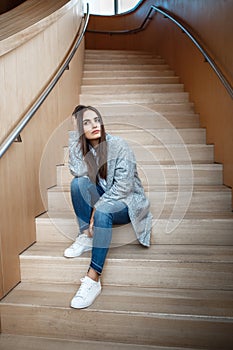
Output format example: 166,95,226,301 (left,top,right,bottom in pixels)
64,105,152,309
